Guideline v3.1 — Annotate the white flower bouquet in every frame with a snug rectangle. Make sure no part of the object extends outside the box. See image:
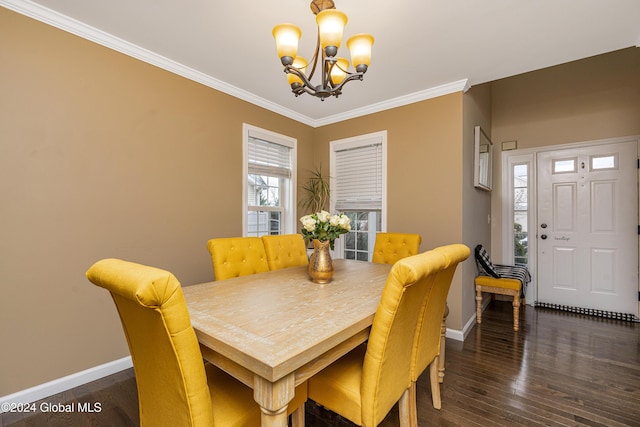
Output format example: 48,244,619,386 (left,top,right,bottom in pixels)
300,210,351,250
